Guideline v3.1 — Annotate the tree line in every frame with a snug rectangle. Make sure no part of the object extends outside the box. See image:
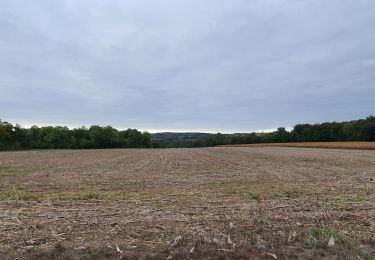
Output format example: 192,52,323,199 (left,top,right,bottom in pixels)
1,116,374,150
0,121,159,150
189,116,375,147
